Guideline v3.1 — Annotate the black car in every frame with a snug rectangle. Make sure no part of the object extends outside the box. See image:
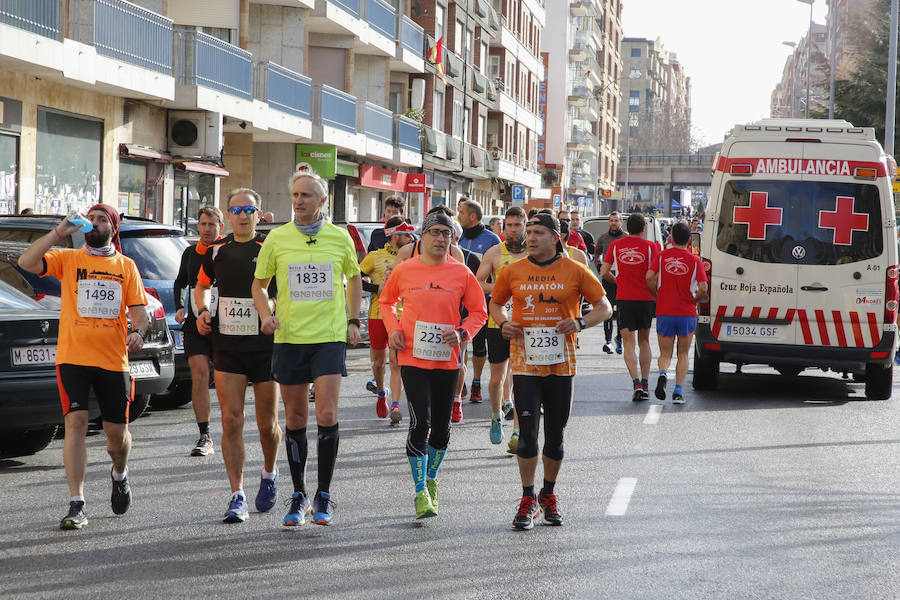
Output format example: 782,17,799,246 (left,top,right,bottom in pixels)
0,215,176,417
